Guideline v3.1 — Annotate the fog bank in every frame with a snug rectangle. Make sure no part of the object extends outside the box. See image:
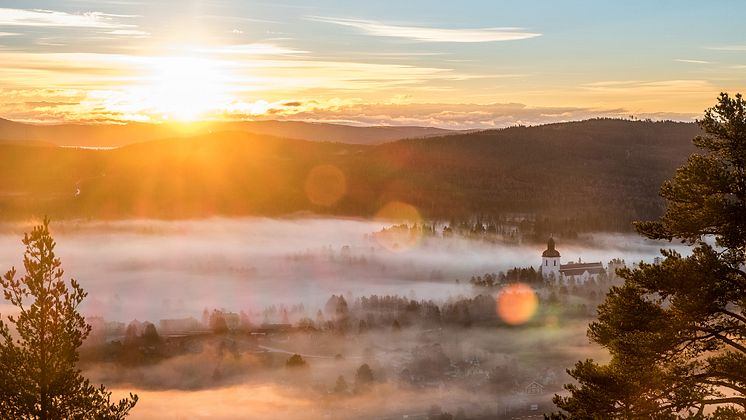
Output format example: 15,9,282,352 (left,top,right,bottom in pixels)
0,217,689,322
